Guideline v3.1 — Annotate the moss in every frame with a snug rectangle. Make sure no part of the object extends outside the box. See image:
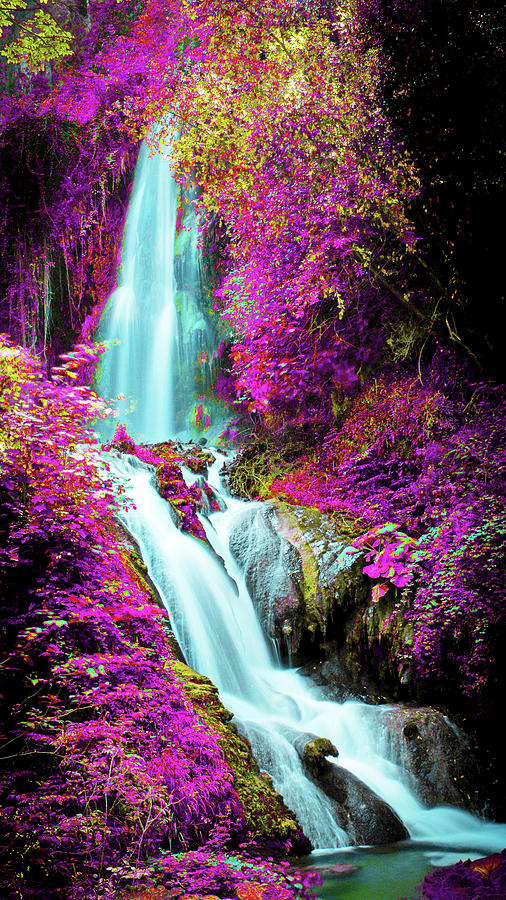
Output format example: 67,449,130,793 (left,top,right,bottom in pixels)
275,503,323,638
169,660,311,854
303,738,339,776
153,440,215,476
113,523,185,661
226,441,294,499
